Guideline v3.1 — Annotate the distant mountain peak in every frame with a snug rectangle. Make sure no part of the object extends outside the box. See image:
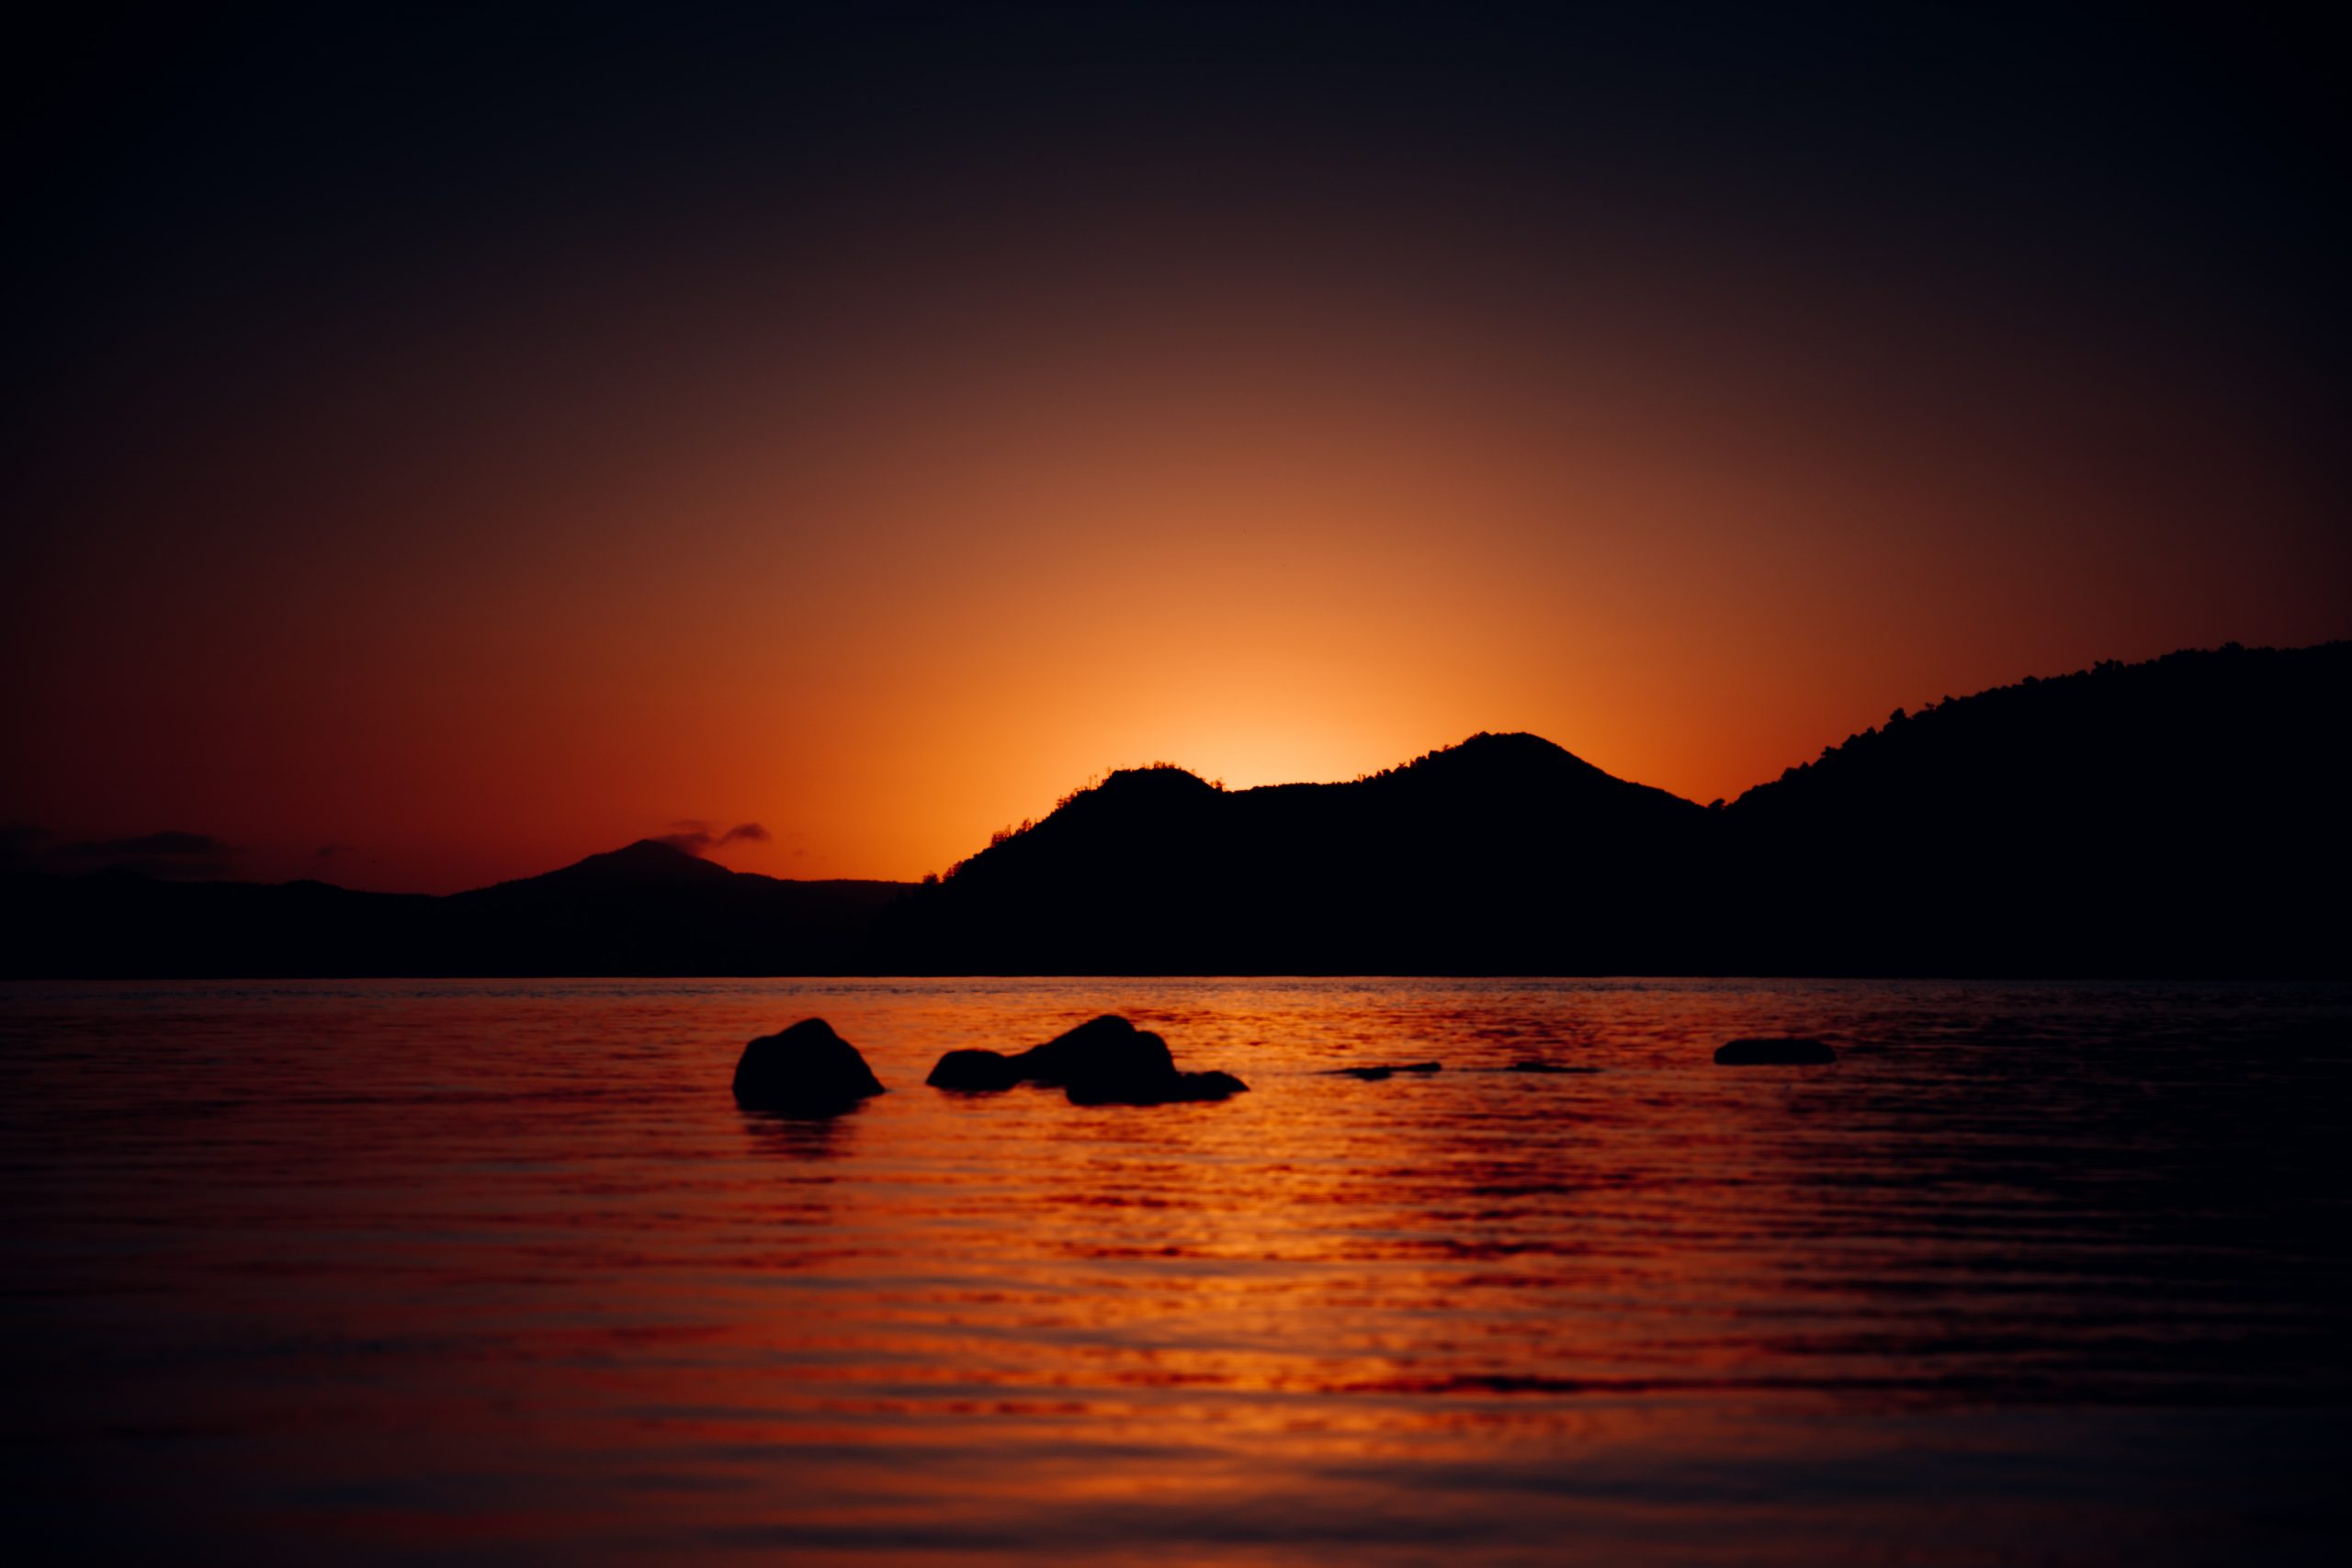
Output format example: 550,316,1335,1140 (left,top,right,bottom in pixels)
1095,763,1218,795
535,838,741,886
1387,730,1624,793
1430,731,1582,764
